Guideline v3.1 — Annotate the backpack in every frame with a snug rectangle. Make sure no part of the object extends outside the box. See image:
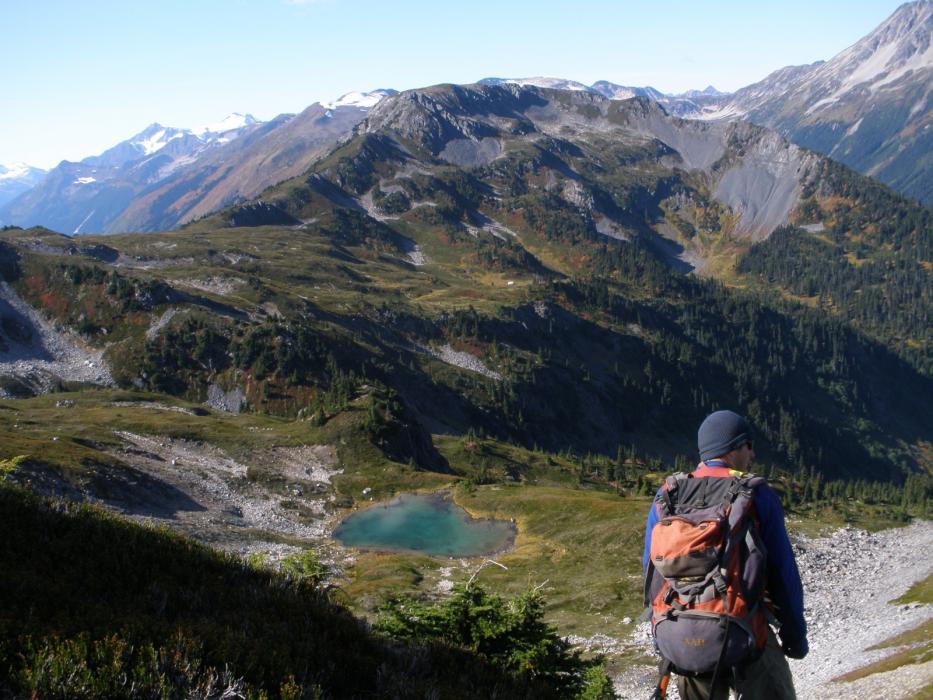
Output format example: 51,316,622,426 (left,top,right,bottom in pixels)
644,471,770,677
